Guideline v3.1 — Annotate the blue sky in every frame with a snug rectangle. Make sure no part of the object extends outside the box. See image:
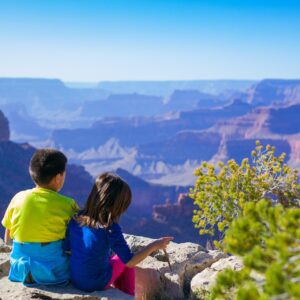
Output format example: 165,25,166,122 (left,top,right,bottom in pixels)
0,0,299,81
